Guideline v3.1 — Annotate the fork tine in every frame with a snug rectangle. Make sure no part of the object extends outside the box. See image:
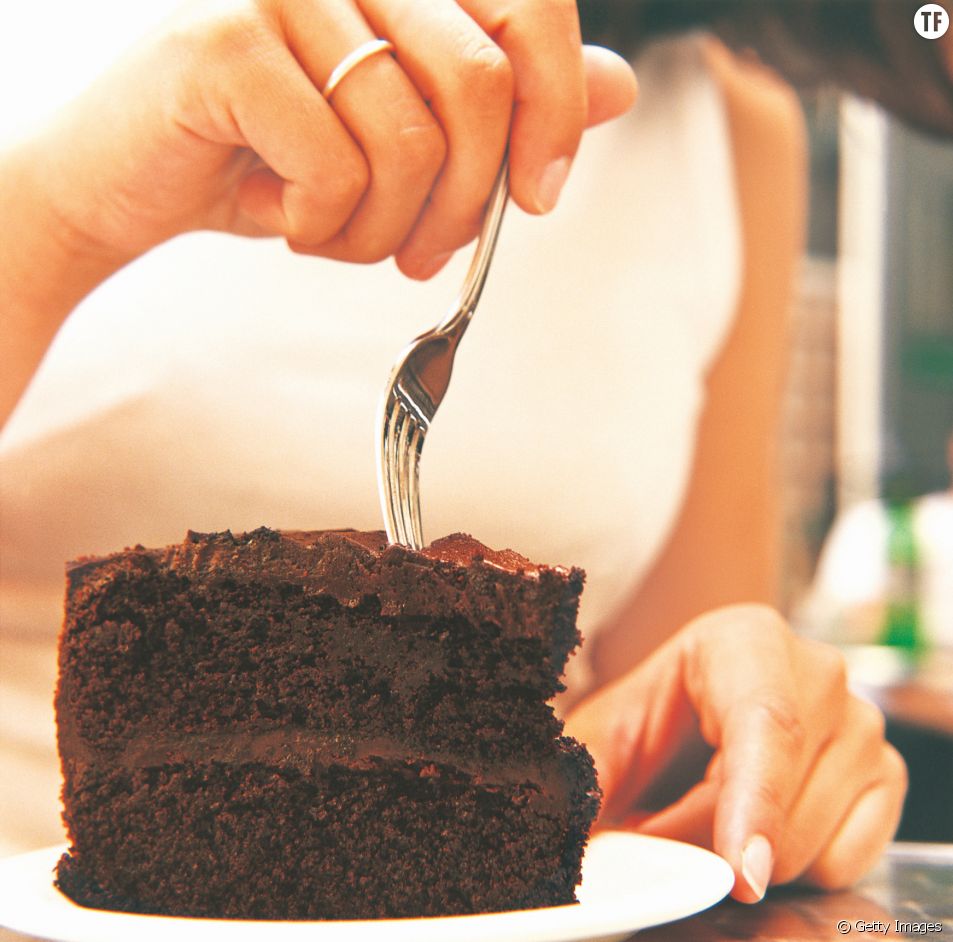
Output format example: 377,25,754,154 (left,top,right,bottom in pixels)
405,421,425,548
395,405,418,549
382,396,406,545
